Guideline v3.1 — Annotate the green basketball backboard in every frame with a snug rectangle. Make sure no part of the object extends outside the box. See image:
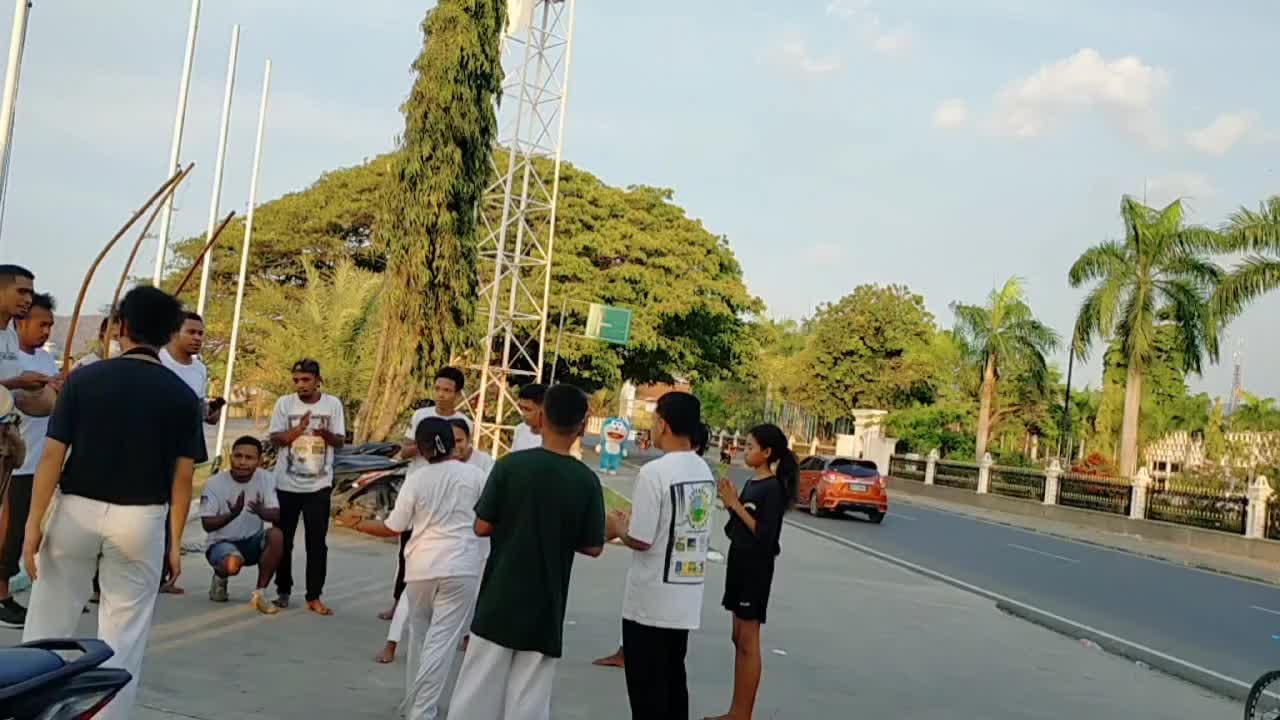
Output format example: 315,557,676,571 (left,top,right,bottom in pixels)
585,303,632,345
